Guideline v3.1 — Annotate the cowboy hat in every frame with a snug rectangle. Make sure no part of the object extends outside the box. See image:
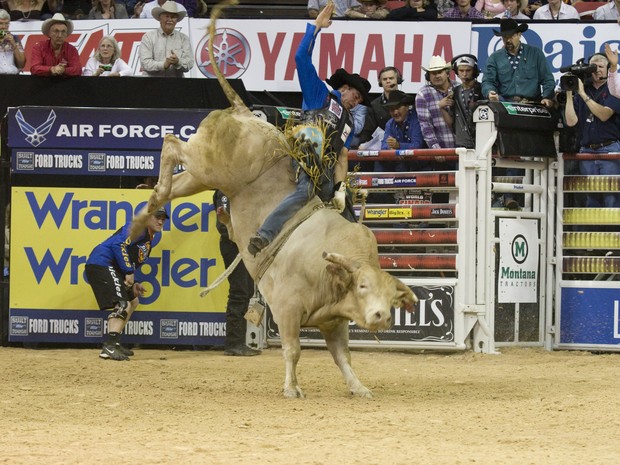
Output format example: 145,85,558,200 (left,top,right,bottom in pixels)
326,68,372,106
382,90,415,108
41,13,74,36
493,18,528,37
152,0,187,21
421,56,452,73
